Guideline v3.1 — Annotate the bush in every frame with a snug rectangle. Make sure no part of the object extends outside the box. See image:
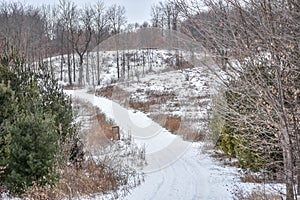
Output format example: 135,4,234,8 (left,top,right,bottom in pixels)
211,71,282,173
3,113,59,194
0,53,77,195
